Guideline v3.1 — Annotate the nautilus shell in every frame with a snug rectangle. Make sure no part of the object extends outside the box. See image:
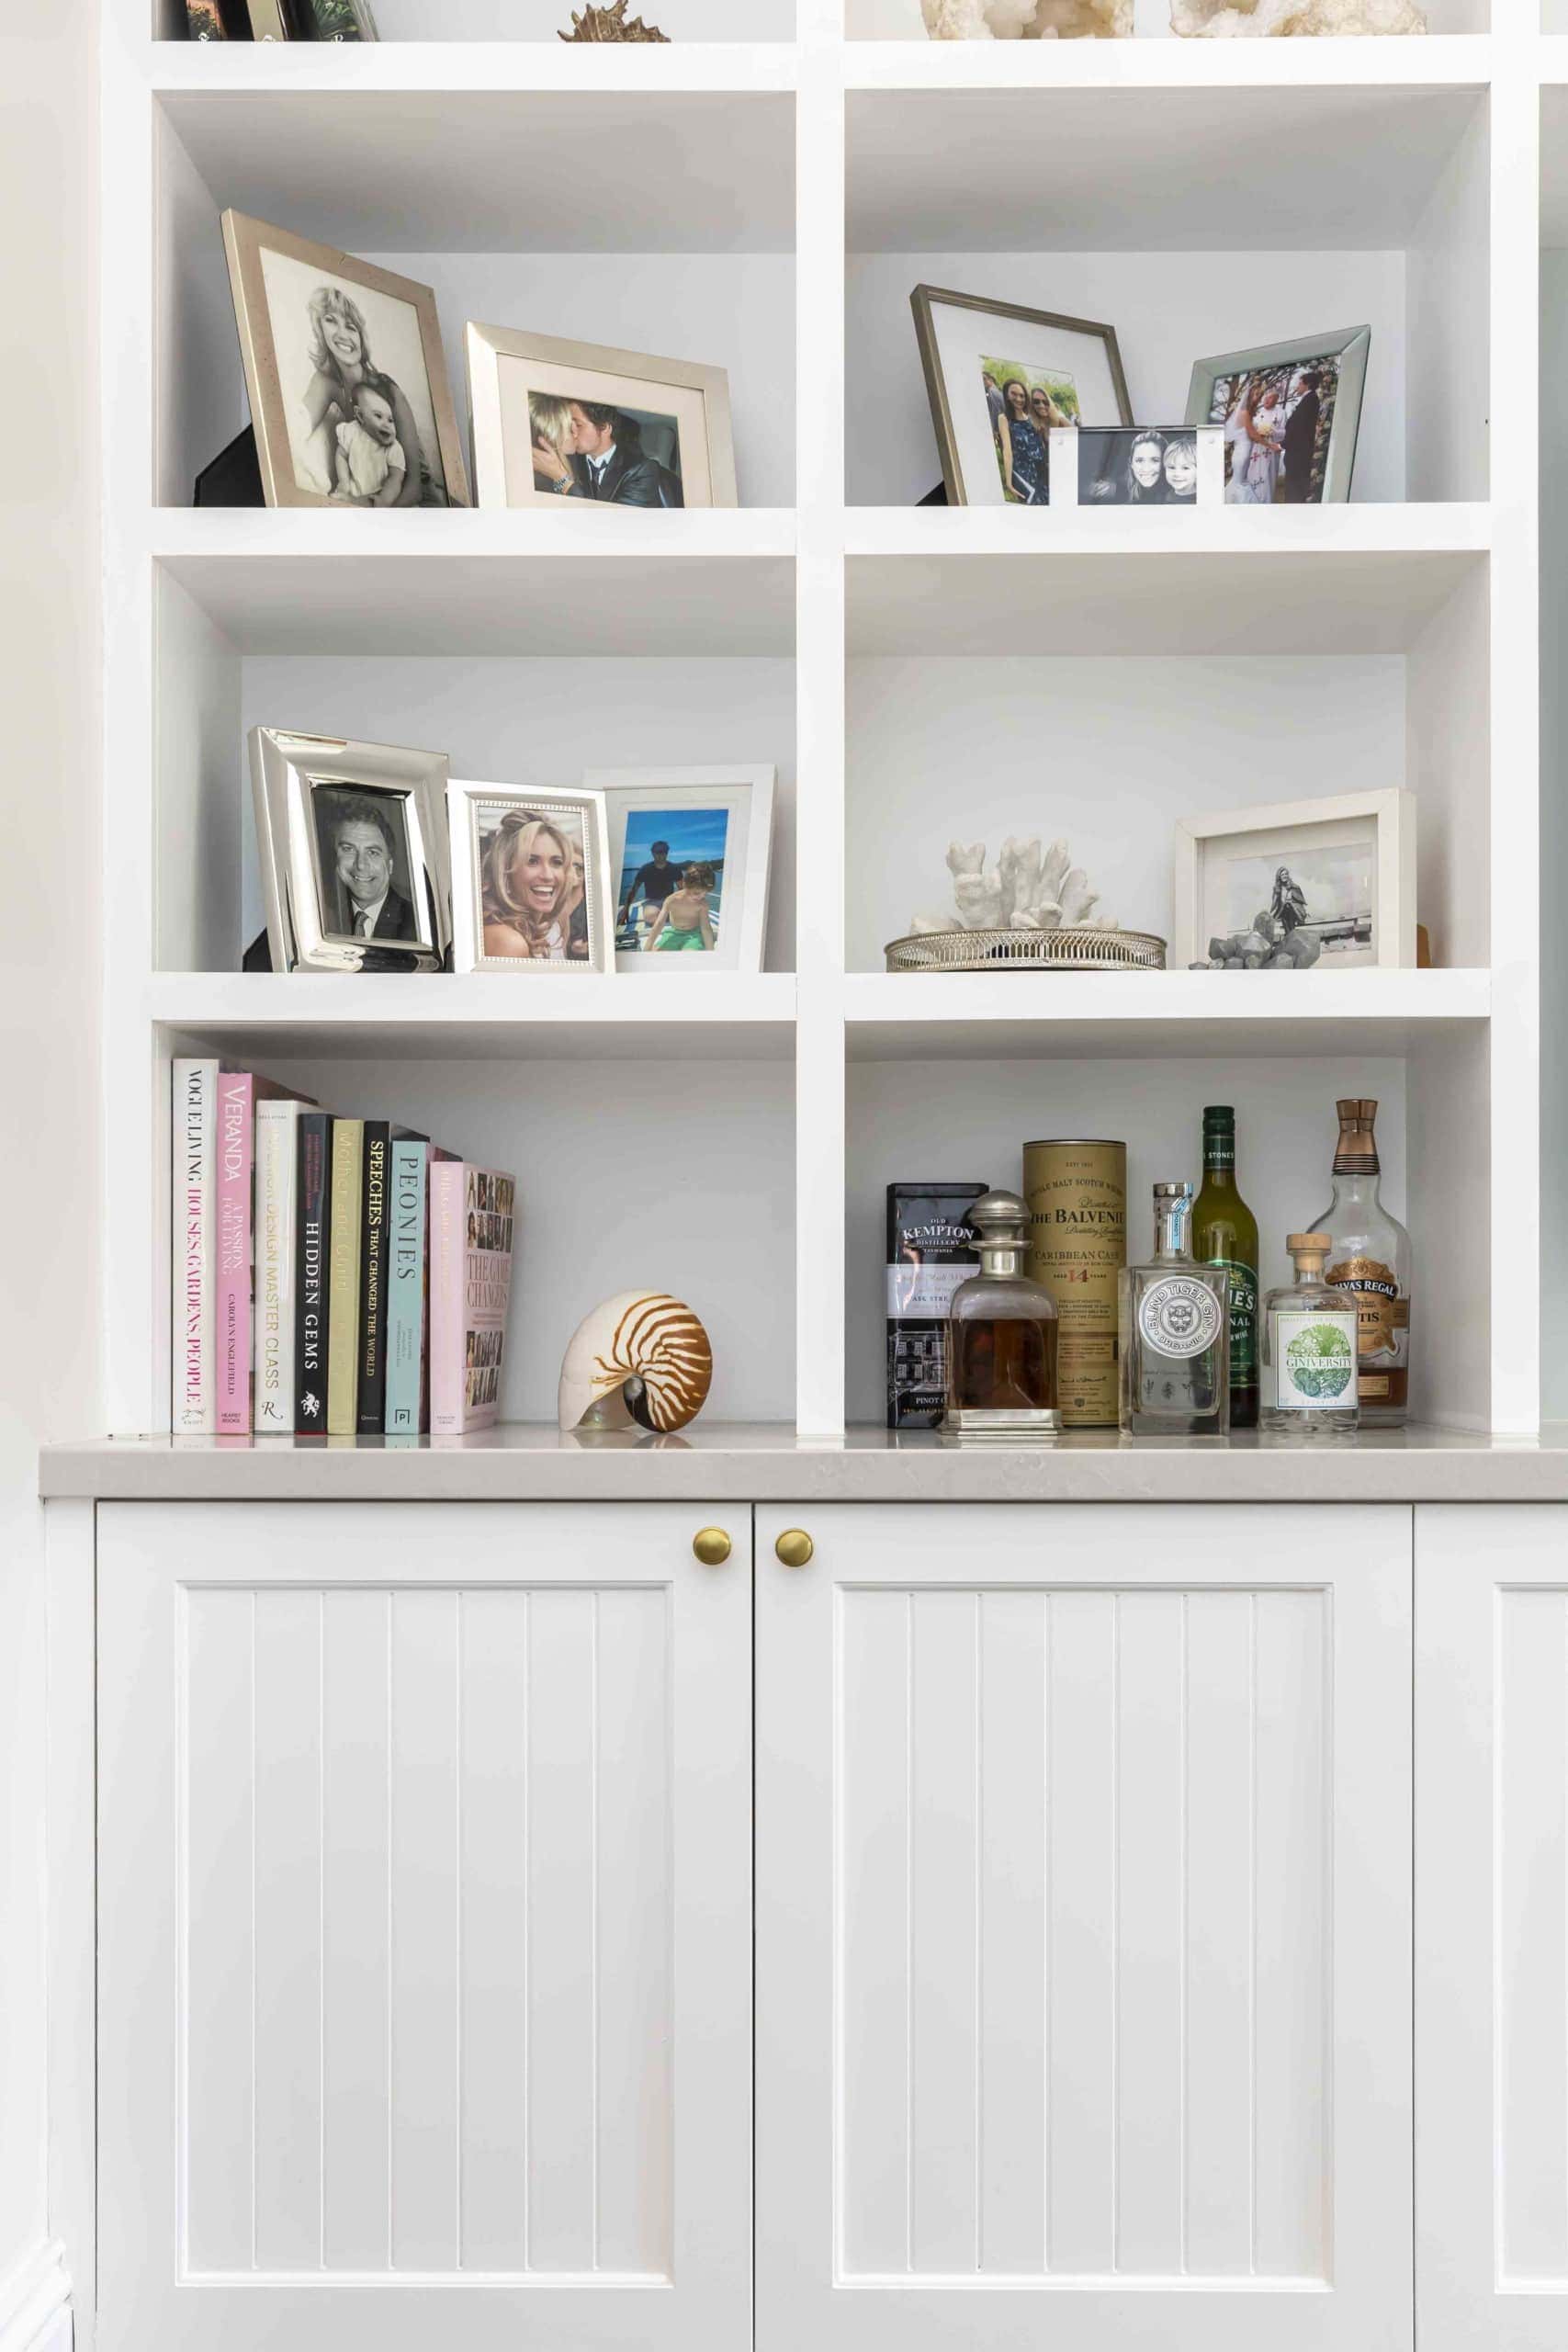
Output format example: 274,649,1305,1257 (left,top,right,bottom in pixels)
558,1291,713,1435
